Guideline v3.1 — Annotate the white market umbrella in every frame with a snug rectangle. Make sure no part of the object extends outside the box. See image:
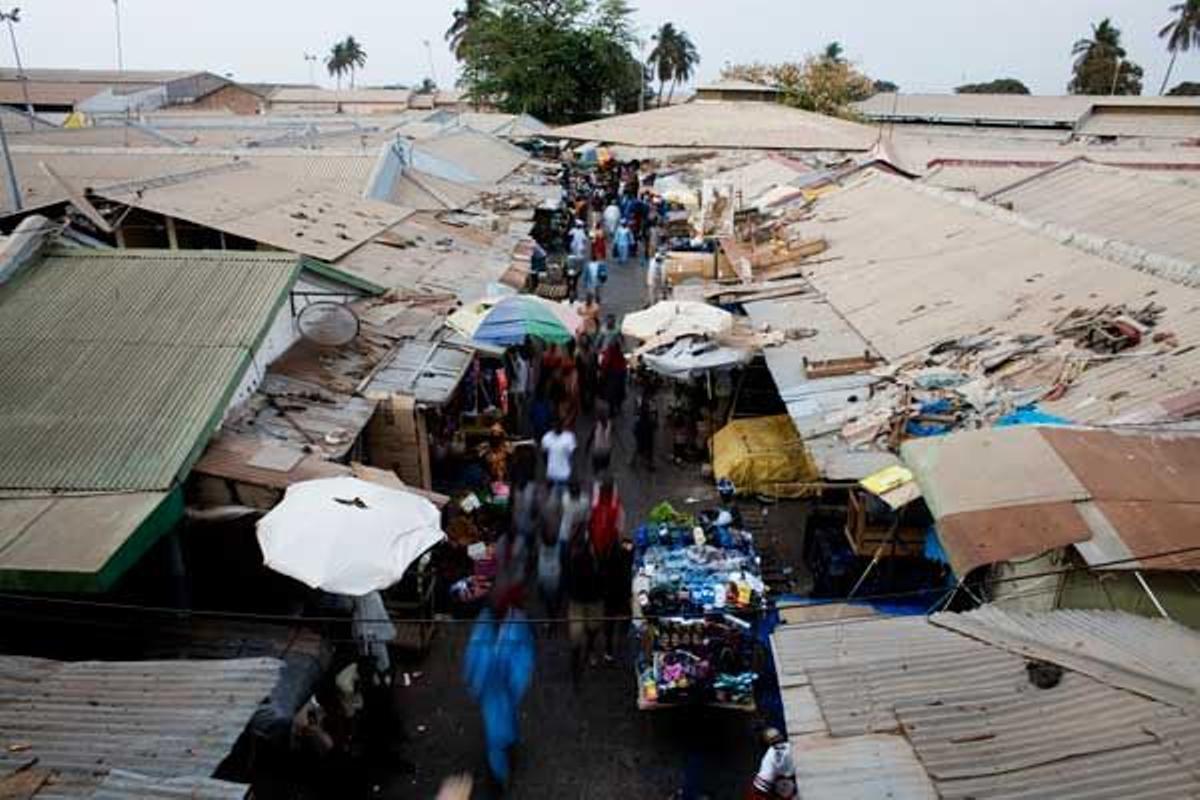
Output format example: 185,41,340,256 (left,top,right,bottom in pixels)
622,301,734,342
257,477,445,596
